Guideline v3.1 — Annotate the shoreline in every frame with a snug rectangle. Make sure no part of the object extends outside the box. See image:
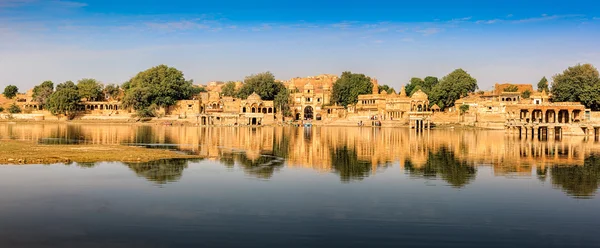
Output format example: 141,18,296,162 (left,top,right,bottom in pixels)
0,118,496,130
